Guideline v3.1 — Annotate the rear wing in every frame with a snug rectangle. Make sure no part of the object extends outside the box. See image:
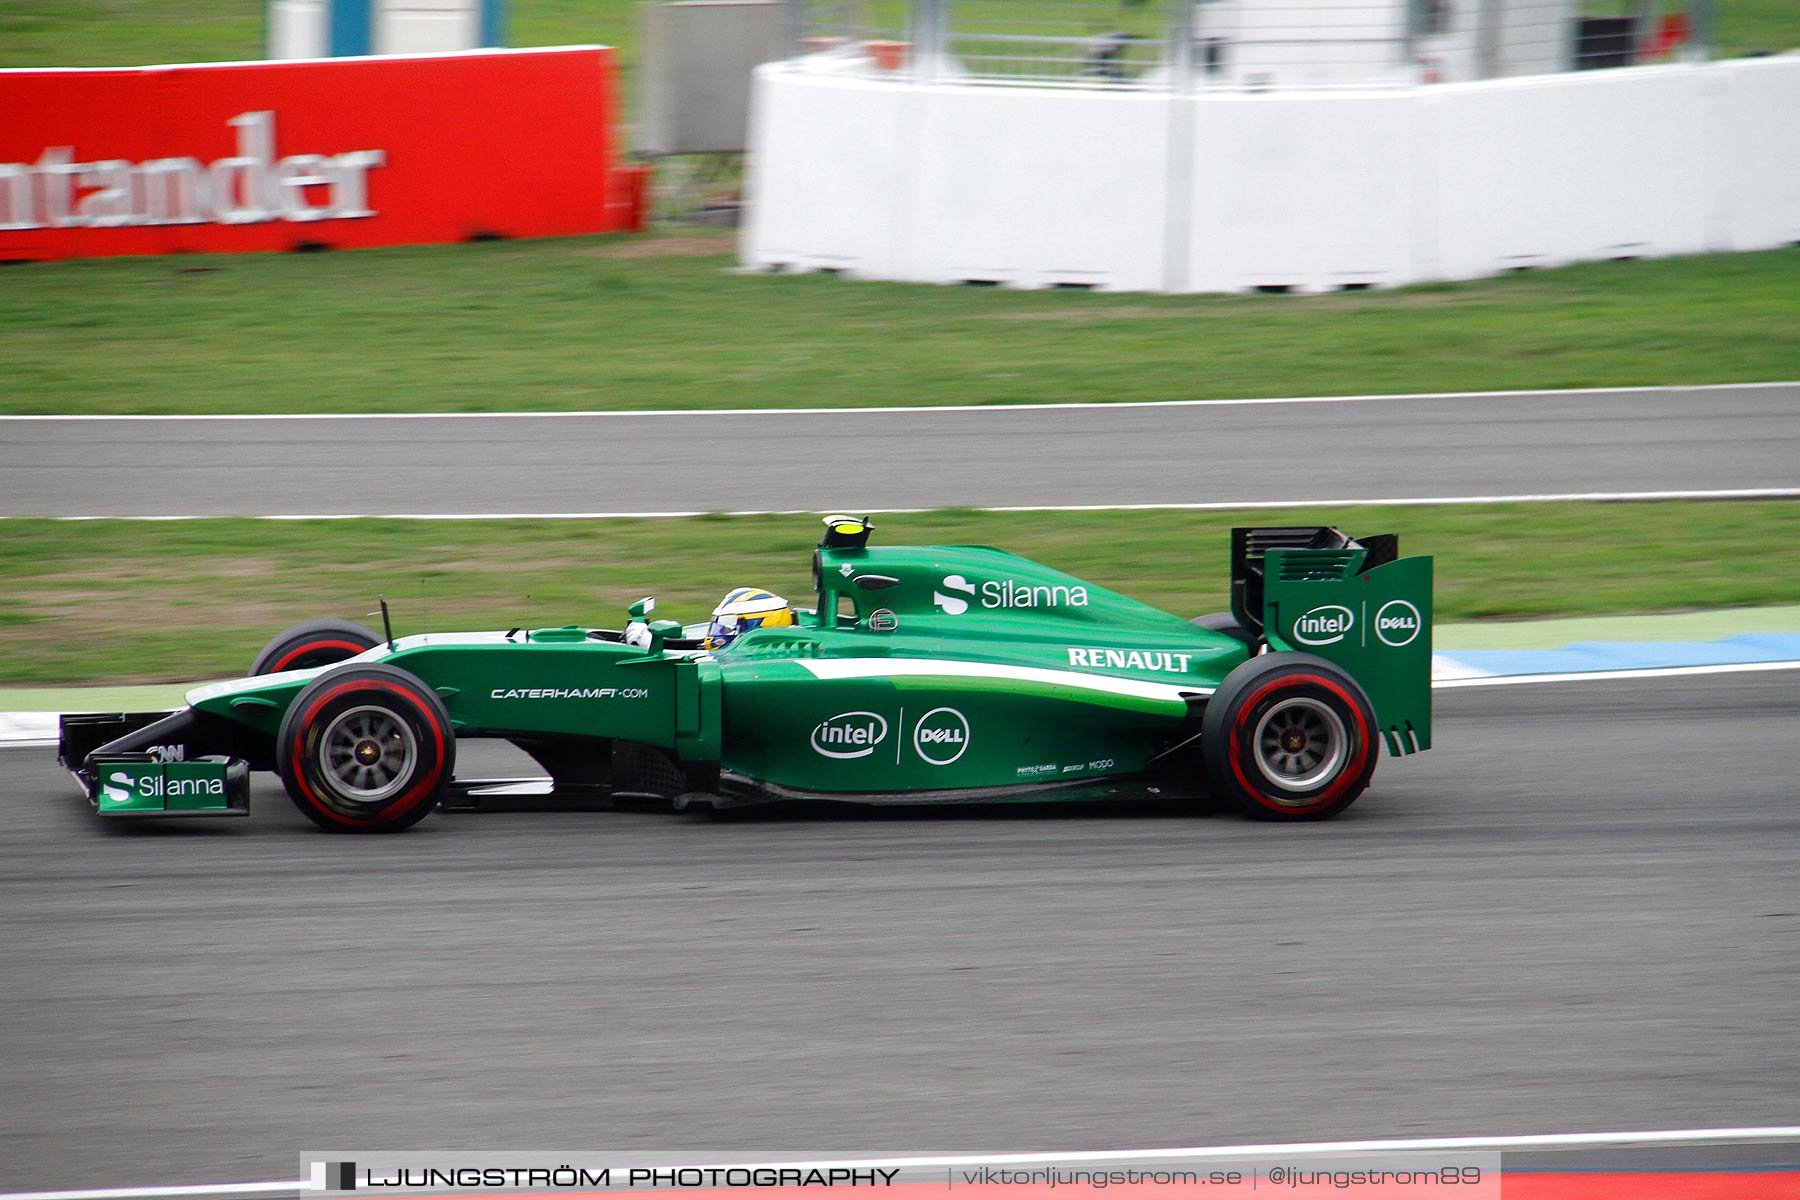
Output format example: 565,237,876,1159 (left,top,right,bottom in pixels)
1231,526,1432,757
